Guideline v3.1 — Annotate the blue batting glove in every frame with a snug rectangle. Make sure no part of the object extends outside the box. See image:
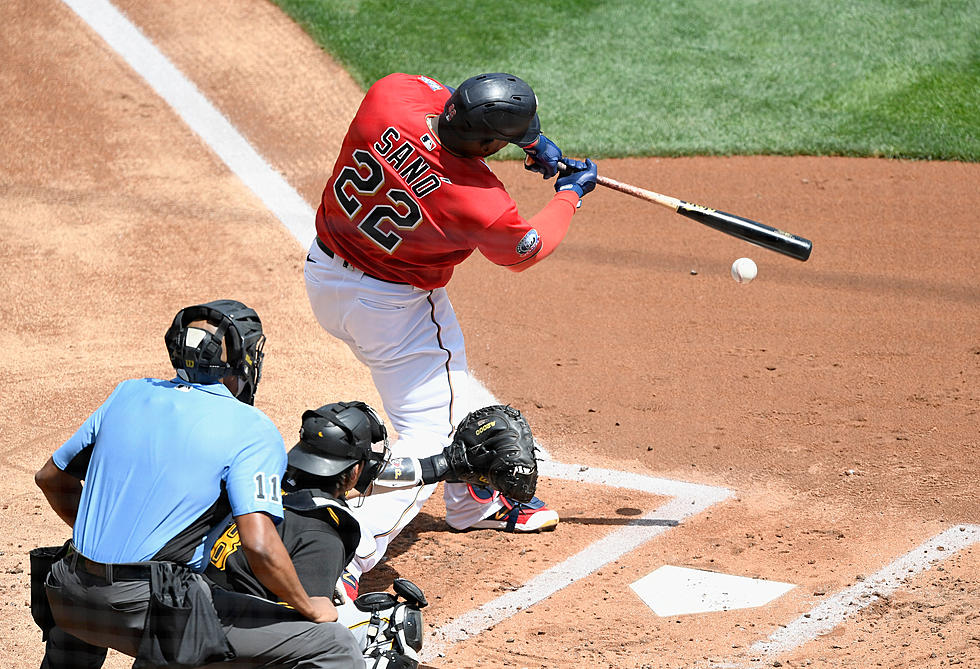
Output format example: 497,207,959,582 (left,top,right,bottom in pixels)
522,134,563,179
554,158,598,198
